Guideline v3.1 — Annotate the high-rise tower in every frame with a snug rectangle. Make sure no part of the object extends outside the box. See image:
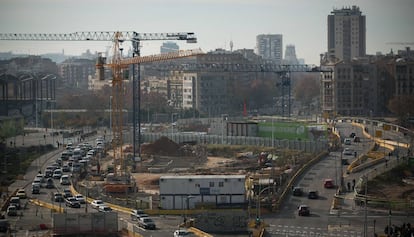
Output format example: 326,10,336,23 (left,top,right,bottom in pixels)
284,44,298,64
256,34,283,64
327,6,366,62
